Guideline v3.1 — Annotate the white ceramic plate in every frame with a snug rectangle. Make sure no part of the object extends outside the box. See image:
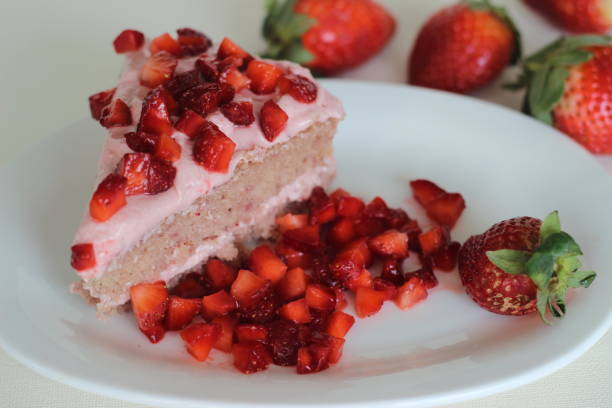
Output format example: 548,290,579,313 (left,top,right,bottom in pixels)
1,80,611,408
